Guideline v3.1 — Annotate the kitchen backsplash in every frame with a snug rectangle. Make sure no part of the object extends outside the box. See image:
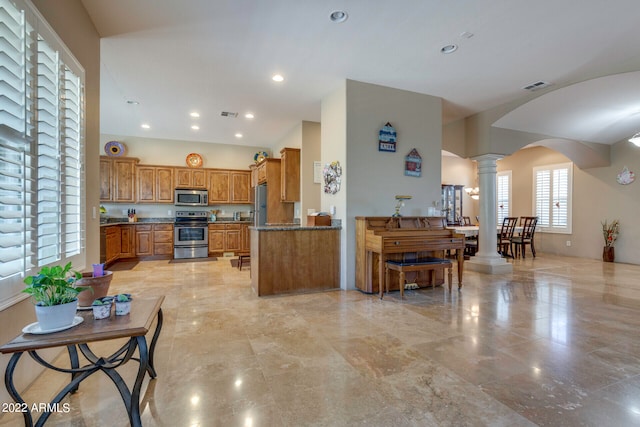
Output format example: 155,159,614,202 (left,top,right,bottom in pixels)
100,203,255,220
